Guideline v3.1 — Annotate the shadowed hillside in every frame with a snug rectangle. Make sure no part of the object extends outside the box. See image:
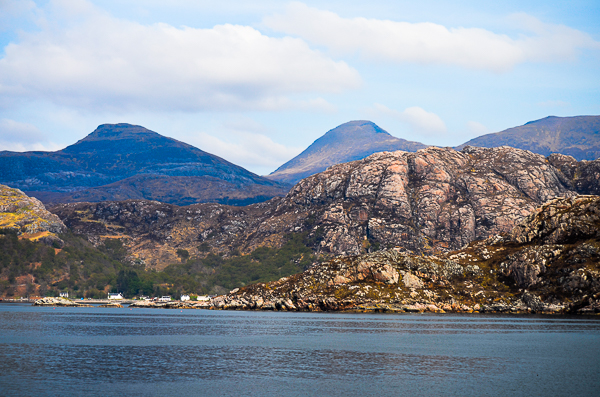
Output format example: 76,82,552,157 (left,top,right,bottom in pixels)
0,123,289,206
457,116,600,160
